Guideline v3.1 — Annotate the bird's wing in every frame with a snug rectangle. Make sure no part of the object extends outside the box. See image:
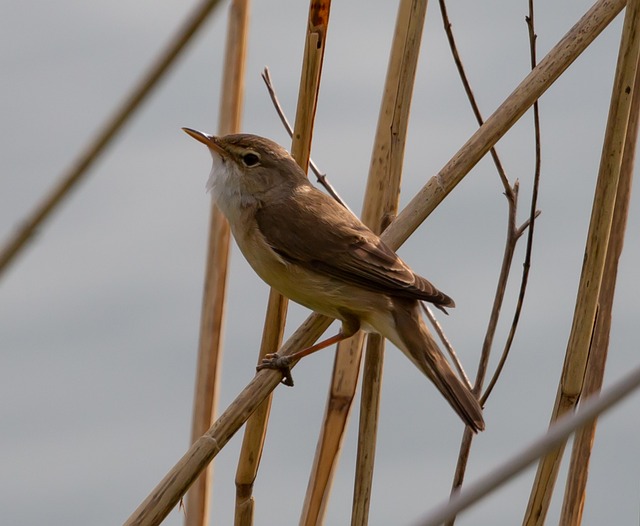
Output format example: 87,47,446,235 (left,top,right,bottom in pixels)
255,185,454,307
